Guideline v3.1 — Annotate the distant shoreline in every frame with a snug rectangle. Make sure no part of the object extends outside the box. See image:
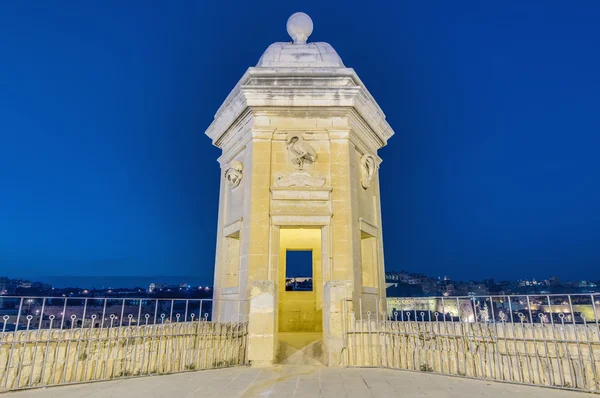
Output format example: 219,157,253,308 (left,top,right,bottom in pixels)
8,276,209,290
